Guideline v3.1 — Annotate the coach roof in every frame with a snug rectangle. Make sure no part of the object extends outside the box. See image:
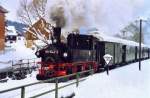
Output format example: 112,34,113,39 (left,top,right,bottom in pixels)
88,31,149,48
